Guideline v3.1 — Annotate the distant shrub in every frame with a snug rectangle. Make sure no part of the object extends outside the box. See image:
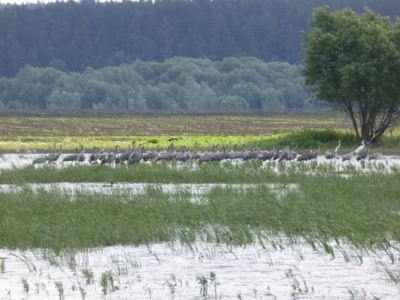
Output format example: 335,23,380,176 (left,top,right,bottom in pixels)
147,139,158,144
274,130,358,149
